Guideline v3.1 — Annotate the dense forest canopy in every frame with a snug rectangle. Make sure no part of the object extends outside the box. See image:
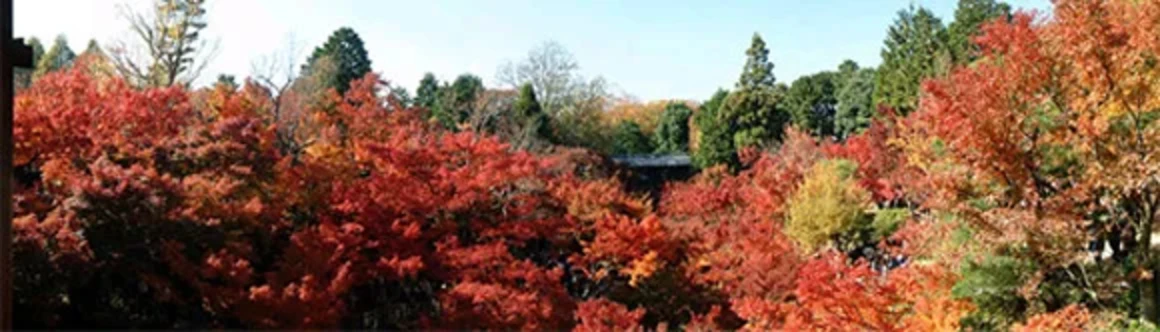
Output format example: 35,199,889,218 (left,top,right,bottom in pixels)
11,0,1160,330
